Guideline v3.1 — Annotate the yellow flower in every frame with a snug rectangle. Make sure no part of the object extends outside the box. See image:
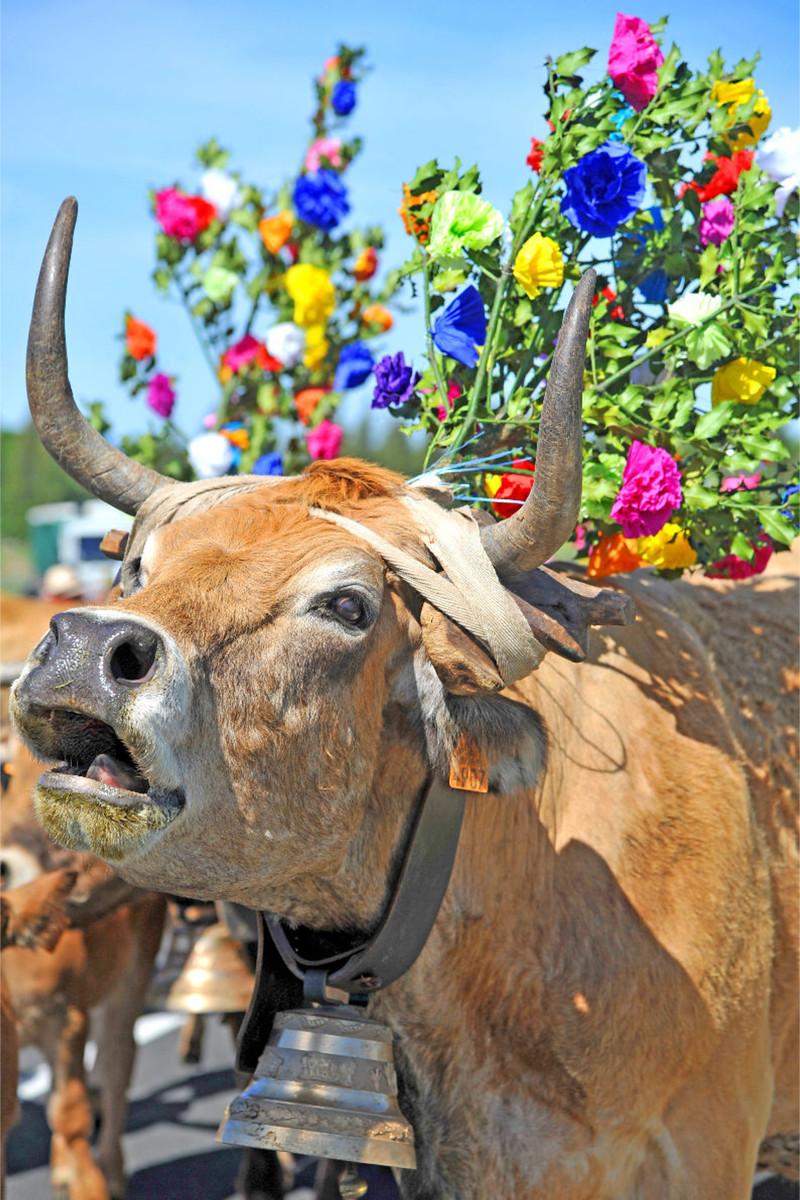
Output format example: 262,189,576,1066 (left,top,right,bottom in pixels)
637,523,697,570
483,473,502,499
285,263,335,328
303,324,330,371
513,233,564,299
712,78,771,150
711,358,776,406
